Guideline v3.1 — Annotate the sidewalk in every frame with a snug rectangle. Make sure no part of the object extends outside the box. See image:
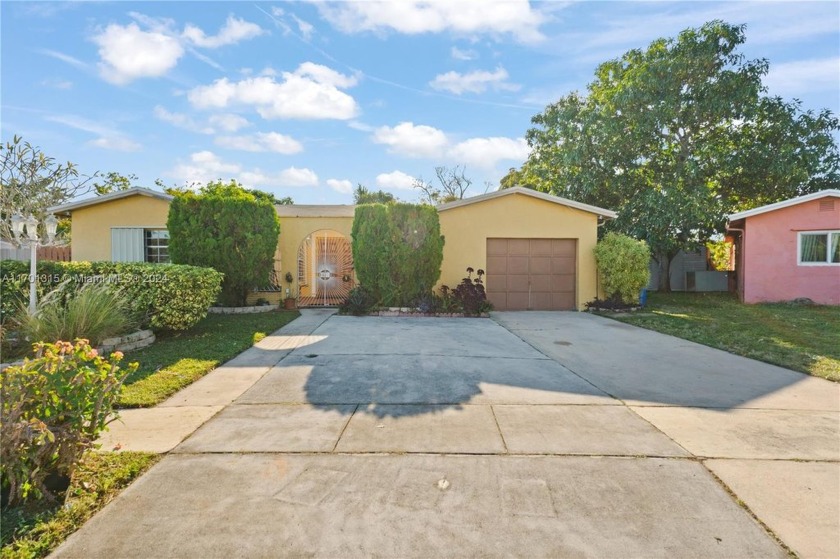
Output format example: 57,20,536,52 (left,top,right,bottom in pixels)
98,309,336,453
